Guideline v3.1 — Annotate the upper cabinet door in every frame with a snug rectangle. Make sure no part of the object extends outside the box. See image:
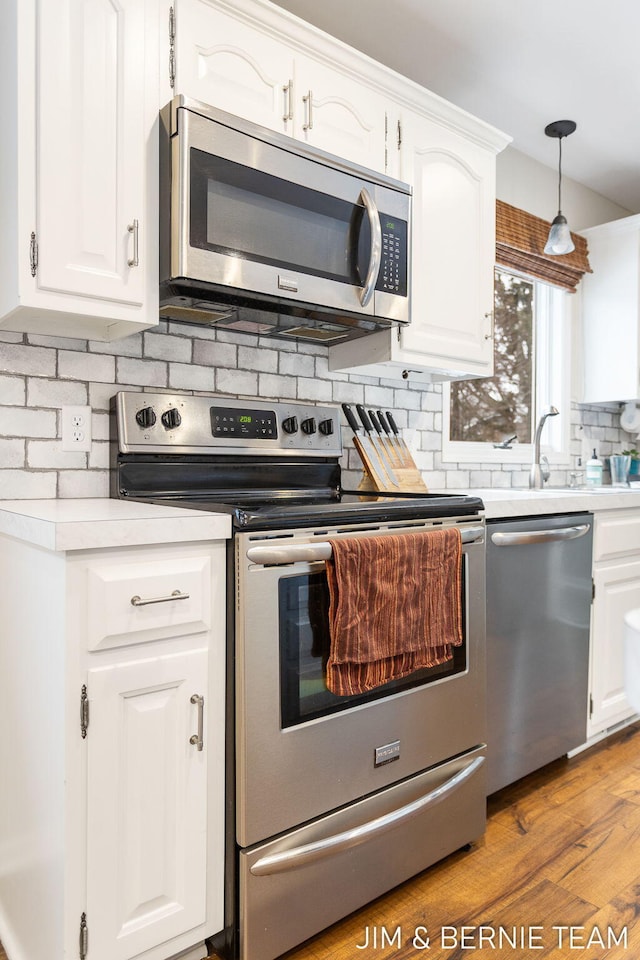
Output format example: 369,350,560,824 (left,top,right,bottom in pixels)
174,0,295,133
37,0,147,306
293,56,387,172
397,111,495,375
